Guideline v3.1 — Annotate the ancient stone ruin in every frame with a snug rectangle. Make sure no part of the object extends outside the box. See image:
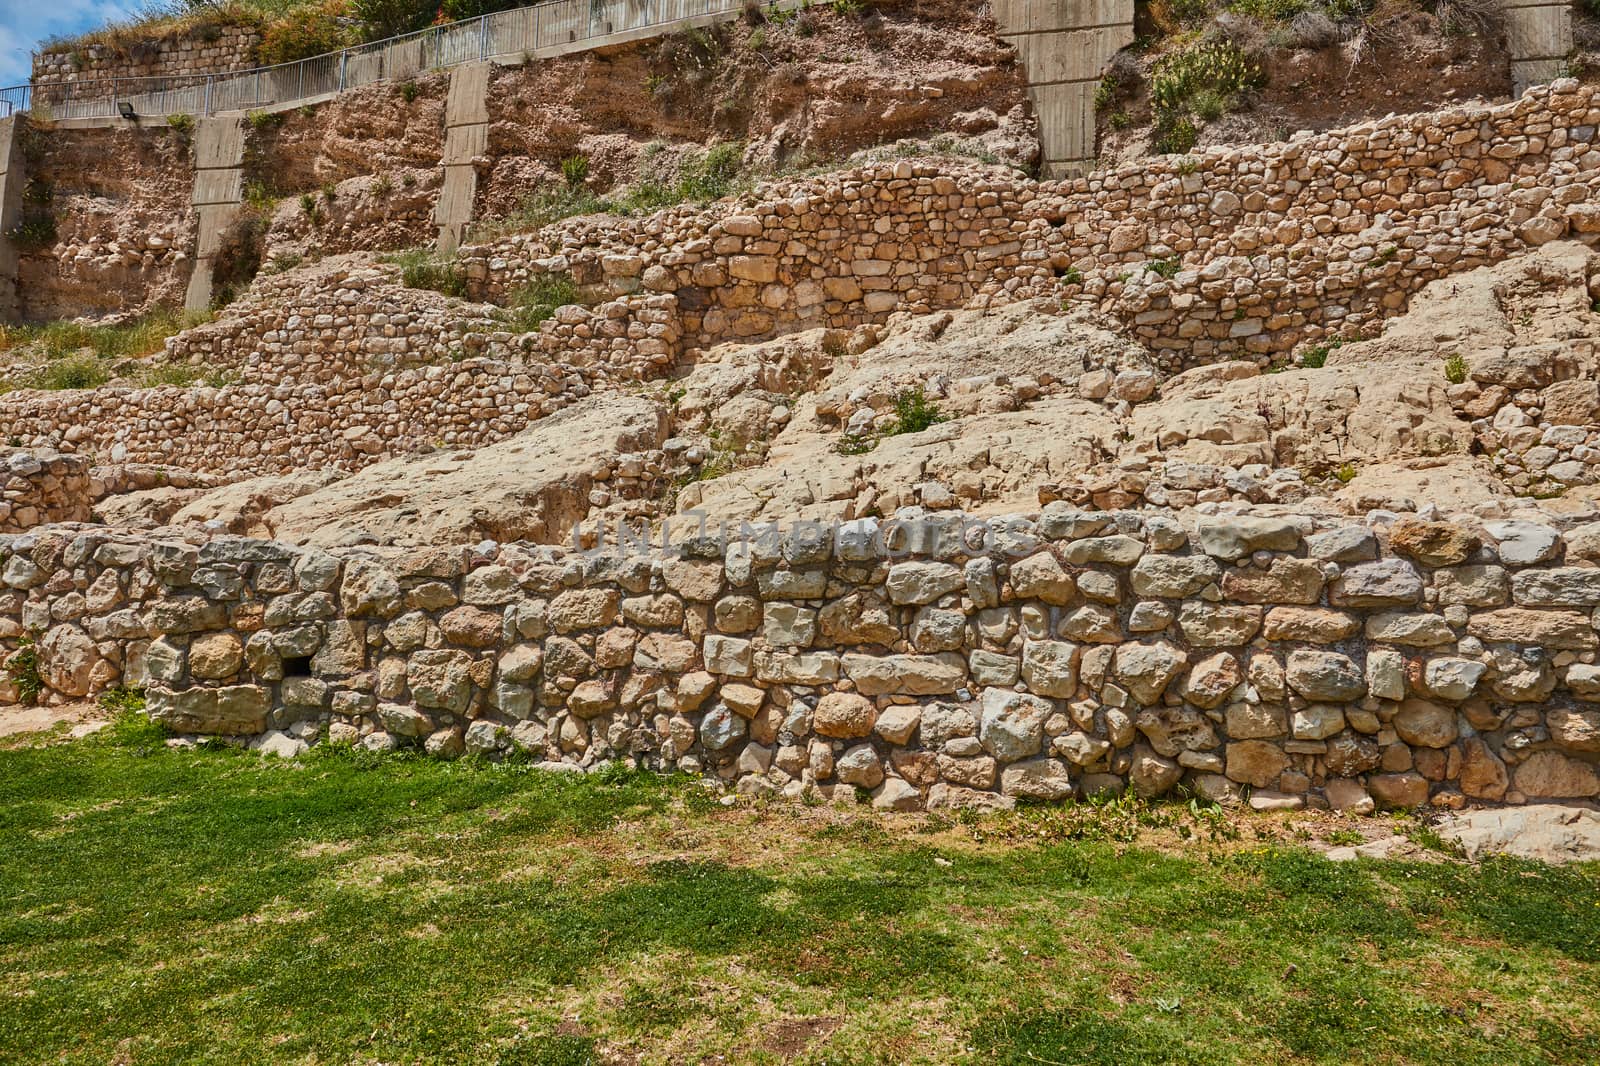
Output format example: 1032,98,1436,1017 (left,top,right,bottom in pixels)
4,0,1600,813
